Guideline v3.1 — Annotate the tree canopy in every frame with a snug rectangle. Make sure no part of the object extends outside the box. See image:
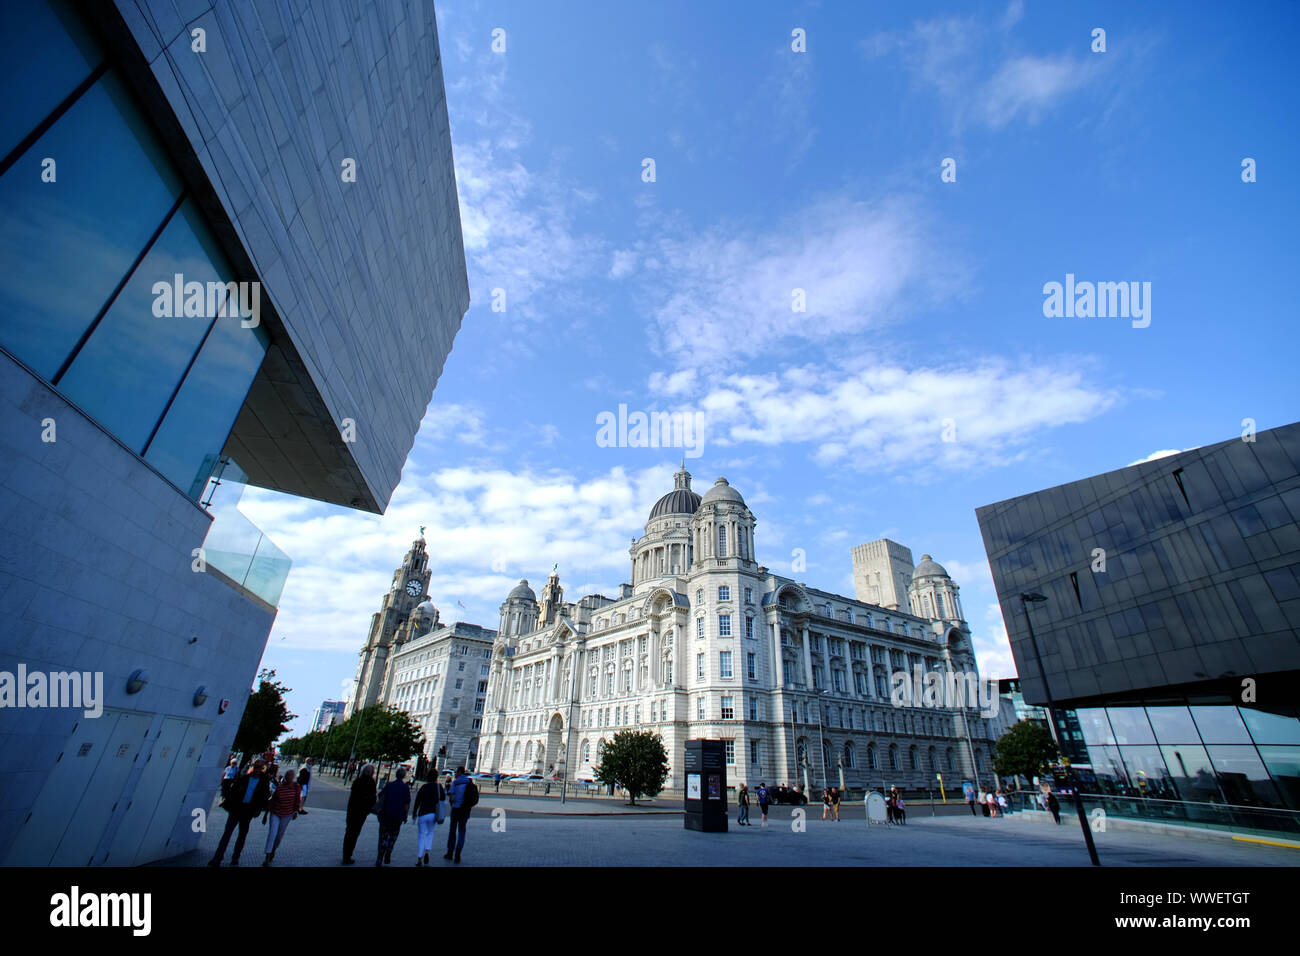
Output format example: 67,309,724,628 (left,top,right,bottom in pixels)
594,730,670,805
993,719,1059,785
280,705,424,765
231,669,294,760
